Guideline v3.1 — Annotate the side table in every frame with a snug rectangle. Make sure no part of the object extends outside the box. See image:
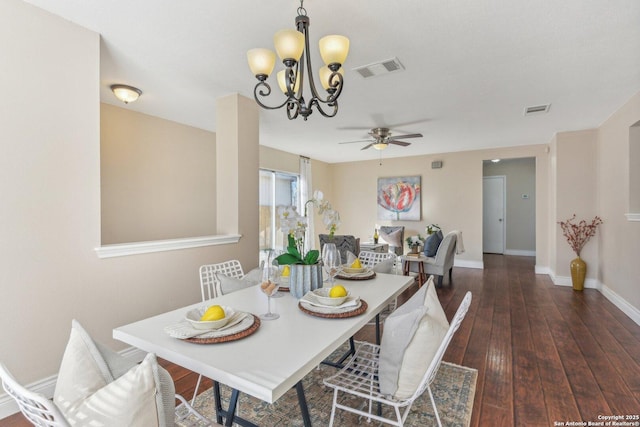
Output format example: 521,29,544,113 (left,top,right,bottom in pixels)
401,254,427,287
